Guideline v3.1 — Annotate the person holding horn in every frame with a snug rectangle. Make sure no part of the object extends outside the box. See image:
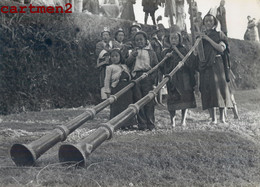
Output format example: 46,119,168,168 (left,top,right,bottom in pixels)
196,13,232,124
103,48,136,130
126,31,158,131
162,25,196,127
